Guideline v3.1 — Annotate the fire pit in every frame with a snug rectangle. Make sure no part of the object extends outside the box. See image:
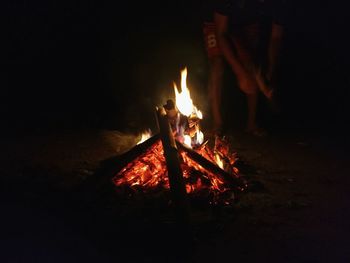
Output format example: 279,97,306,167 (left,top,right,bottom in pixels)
112,68,248,208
